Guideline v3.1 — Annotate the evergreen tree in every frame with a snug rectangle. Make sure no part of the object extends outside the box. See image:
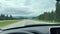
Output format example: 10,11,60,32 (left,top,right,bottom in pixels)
5,15,9,20
0,14,5,20
55,1,60,21
10,15,13,20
